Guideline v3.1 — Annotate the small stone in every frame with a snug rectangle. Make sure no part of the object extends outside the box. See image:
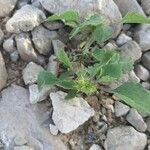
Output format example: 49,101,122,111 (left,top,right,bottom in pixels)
52,39,66,55
129,70,140,83
29,84,50,104
14,146,34,150
89,144,102,150
50,91,95,133
23,62,44,85
115,101,130,117
114,0,145,16
43,21,64,30
0,0,18,17
120,40,142,62
10,51,19,62
104,126,147,150
142,51,150,70
135,64,150,81
126,108,147,132
6,5,46,33
49,124,59,135
47,55,59,75
14,136,27,146
103,42,117,50
116,33,132,46
3,36,15,53
134,25,150,51
142,82,150,90
32,25,58,55
141,0,150,15
0,52,8,91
